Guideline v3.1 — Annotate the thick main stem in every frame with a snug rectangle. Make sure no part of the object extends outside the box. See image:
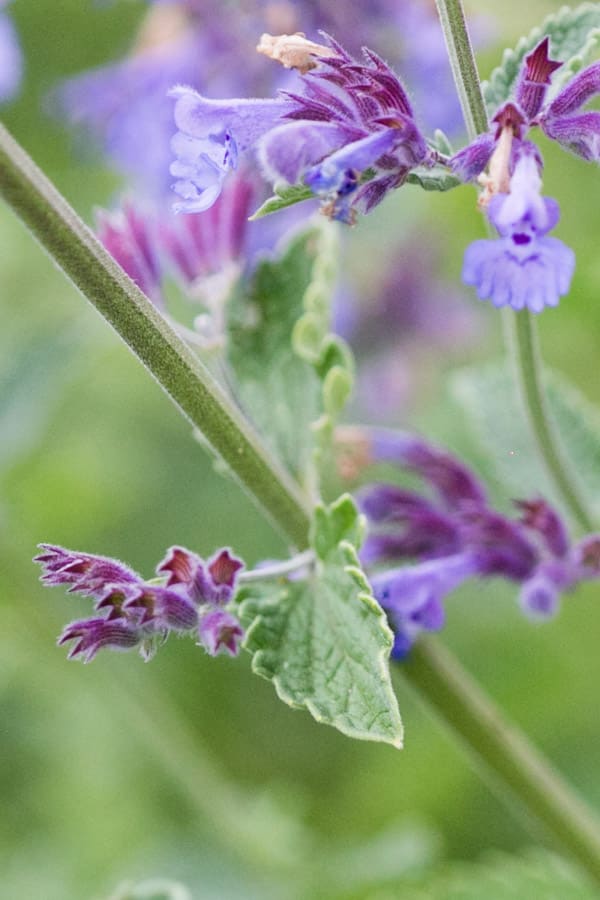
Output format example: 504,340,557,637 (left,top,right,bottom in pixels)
400,641,600,882
0,122,310,549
